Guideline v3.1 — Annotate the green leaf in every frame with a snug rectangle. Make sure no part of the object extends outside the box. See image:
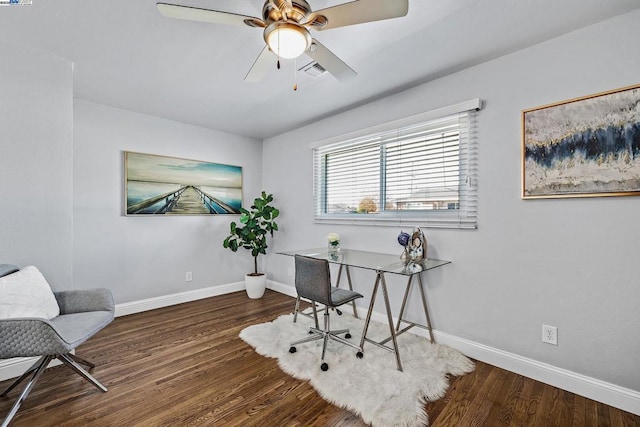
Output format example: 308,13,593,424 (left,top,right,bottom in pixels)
222,192,279,267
